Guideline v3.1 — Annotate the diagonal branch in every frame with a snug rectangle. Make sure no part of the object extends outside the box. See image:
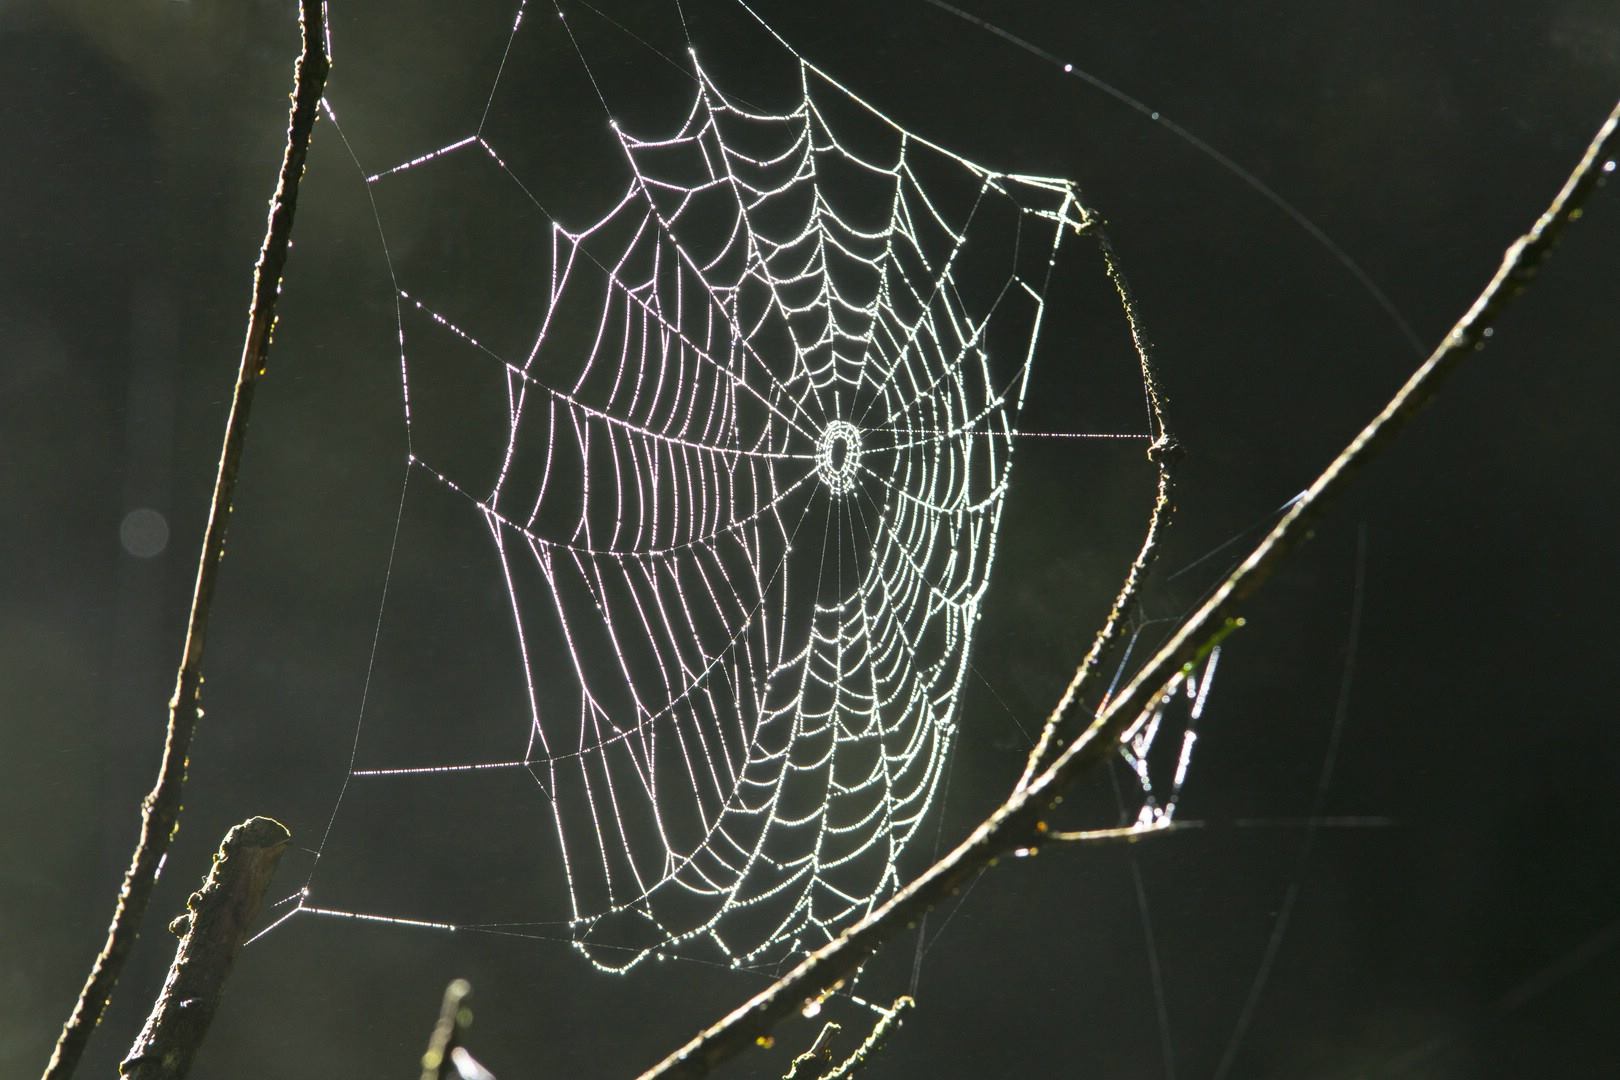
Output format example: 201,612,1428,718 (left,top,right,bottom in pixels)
41,6,329,1078
118,818,292,1080
637,97,1620,1080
